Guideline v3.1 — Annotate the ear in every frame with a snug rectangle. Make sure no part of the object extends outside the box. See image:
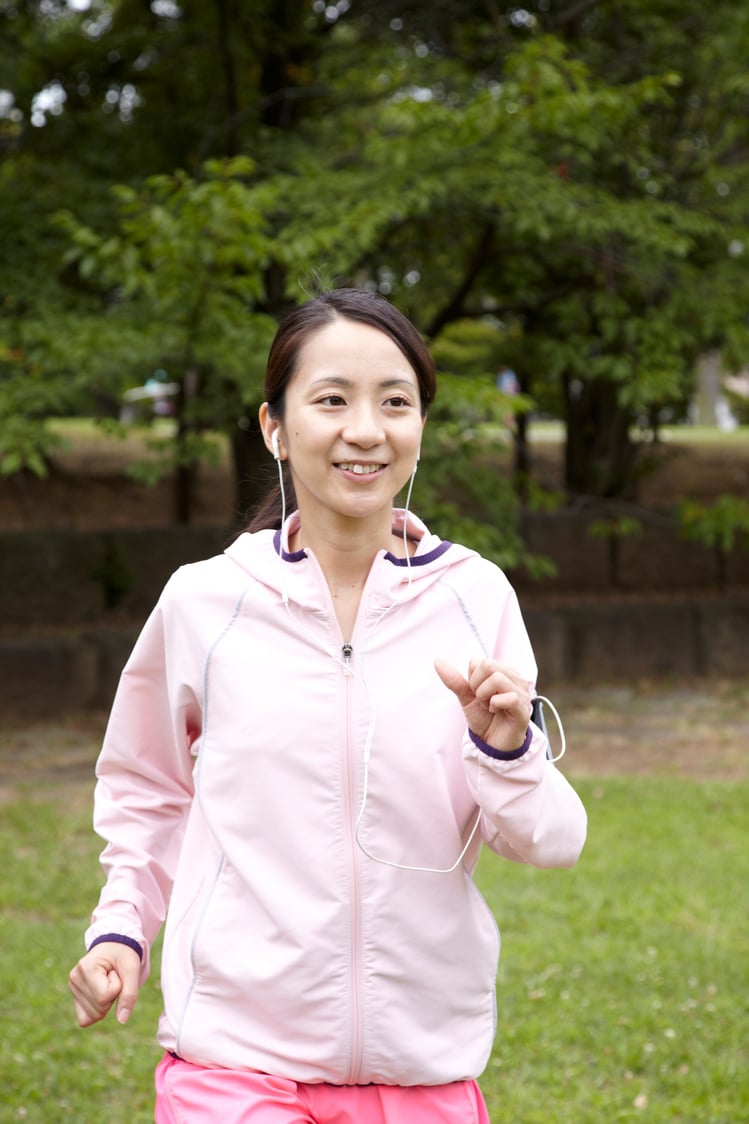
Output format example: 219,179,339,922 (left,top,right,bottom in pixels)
259,402,284,461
